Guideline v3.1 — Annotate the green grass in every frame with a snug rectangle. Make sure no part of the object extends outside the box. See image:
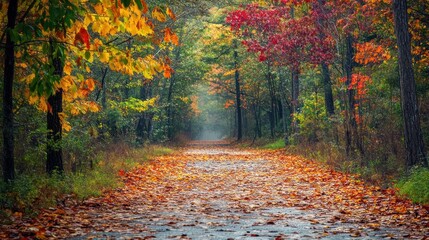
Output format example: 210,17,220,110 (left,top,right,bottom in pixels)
261,138,286,149
396,167,429,204
0,145,173,222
